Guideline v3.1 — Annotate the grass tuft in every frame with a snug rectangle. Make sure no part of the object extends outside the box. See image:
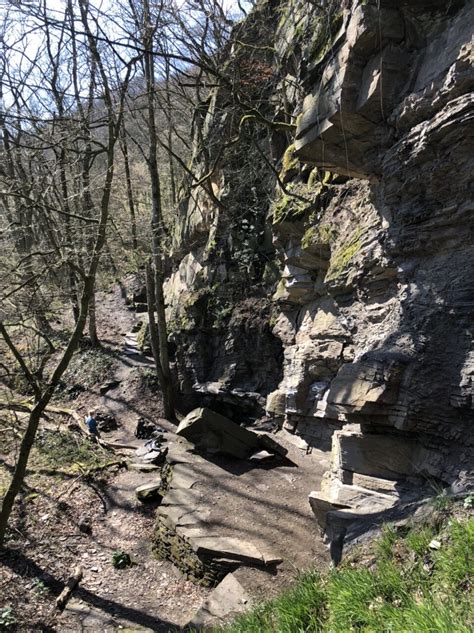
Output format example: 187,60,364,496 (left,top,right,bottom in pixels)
214,510,473,633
